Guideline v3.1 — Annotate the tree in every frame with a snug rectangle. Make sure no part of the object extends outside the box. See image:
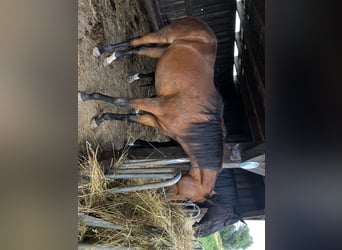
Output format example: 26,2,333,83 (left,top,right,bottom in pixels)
219,224,253,250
